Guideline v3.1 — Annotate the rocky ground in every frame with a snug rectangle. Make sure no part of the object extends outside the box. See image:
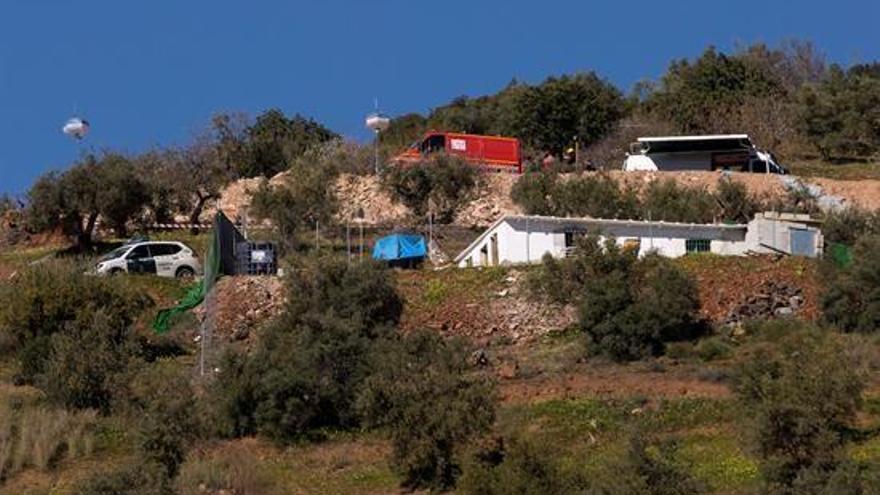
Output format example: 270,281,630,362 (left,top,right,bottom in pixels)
208,169,880,231
196,276,286,347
